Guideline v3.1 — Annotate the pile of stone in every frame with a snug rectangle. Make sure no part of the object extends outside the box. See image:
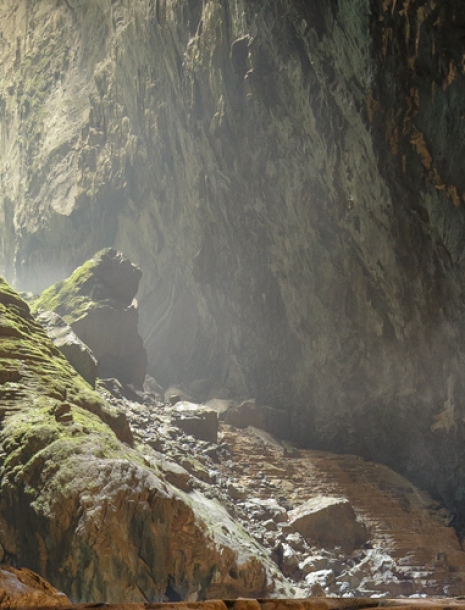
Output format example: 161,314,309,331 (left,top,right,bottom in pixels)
99,385,465,599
